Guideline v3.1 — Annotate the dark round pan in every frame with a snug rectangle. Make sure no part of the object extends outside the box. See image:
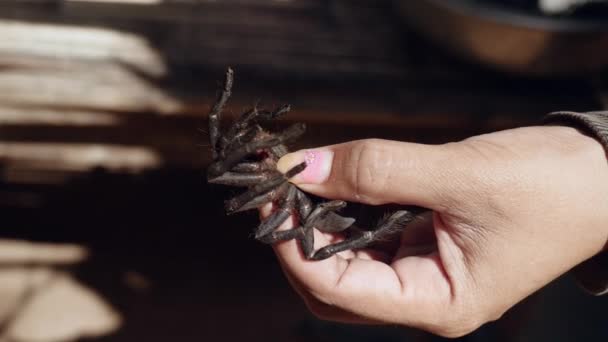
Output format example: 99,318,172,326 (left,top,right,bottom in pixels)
395,0,608,75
